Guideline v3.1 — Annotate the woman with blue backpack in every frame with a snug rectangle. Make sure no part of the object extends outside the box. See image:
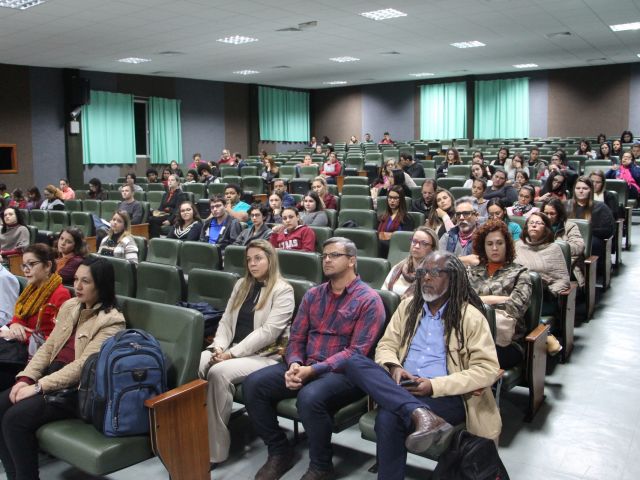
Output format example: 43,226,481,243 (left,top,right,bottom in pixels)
0,257,125,480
